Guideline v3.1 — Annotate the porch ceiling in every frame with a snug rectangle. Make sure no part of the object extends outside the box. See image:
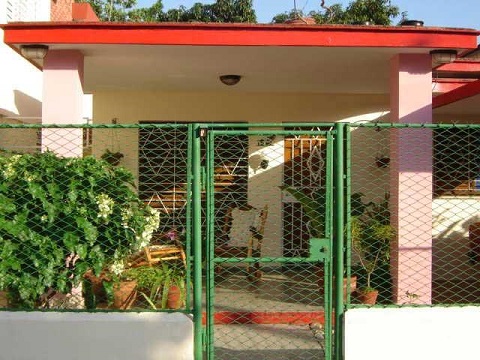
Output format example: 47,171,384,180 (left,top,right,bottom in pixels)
78,44,424,94
3,22,478,95
10,44,470,95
